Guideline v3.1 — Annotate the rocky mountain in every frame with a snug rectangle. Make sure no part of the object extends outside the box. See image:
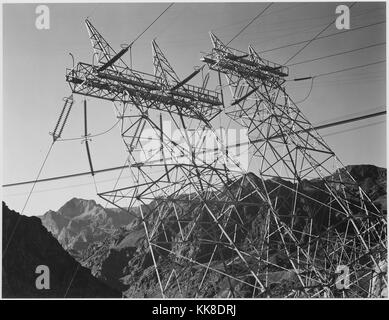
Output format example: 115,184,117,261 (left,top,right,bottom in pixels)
335,164,386,213
76,164,387,298
2,202,121,298
39,198,136,256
